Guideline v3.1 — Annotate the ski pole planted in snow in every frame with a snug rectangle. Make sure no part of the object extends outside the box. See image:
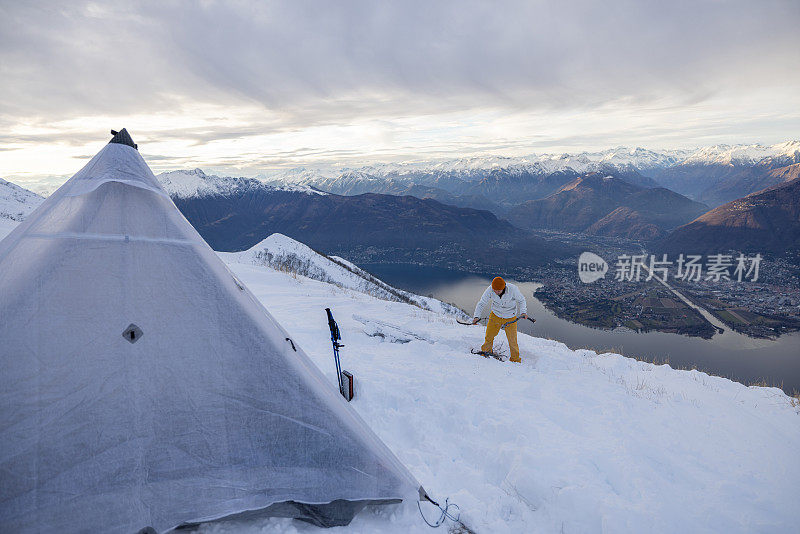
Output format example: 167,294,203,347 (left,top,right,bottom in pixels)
325,308,354,401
